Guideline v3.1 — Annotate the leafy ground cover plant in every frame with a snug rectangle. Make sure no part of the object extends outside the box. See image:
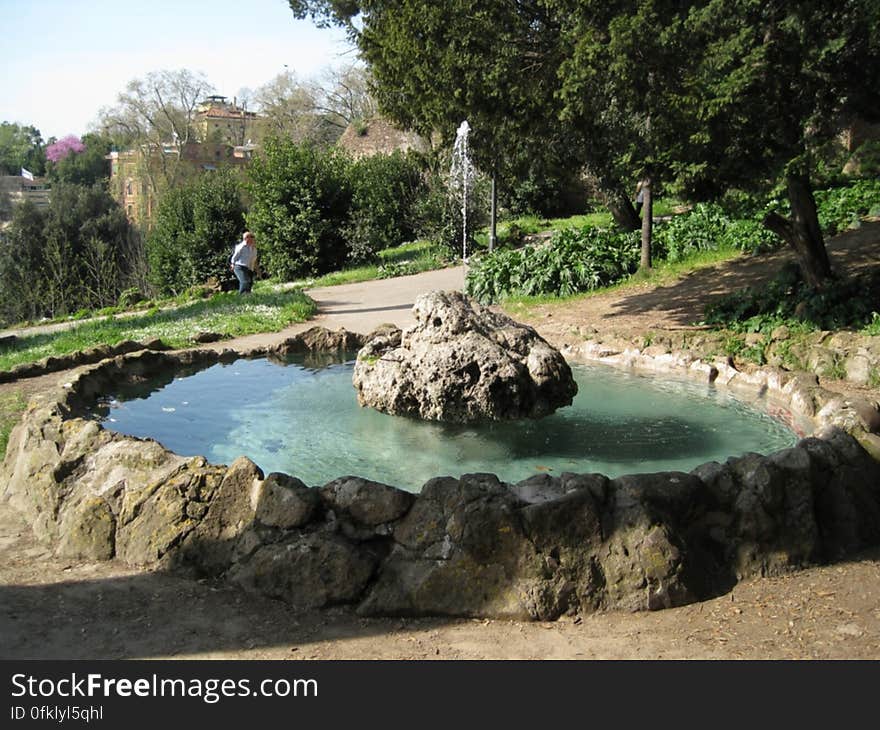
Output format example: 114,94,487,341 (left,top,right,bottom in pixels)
652,202,777,262
704,262,880,334
703,178,880,335
815,178,880,235
466,227,640,302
